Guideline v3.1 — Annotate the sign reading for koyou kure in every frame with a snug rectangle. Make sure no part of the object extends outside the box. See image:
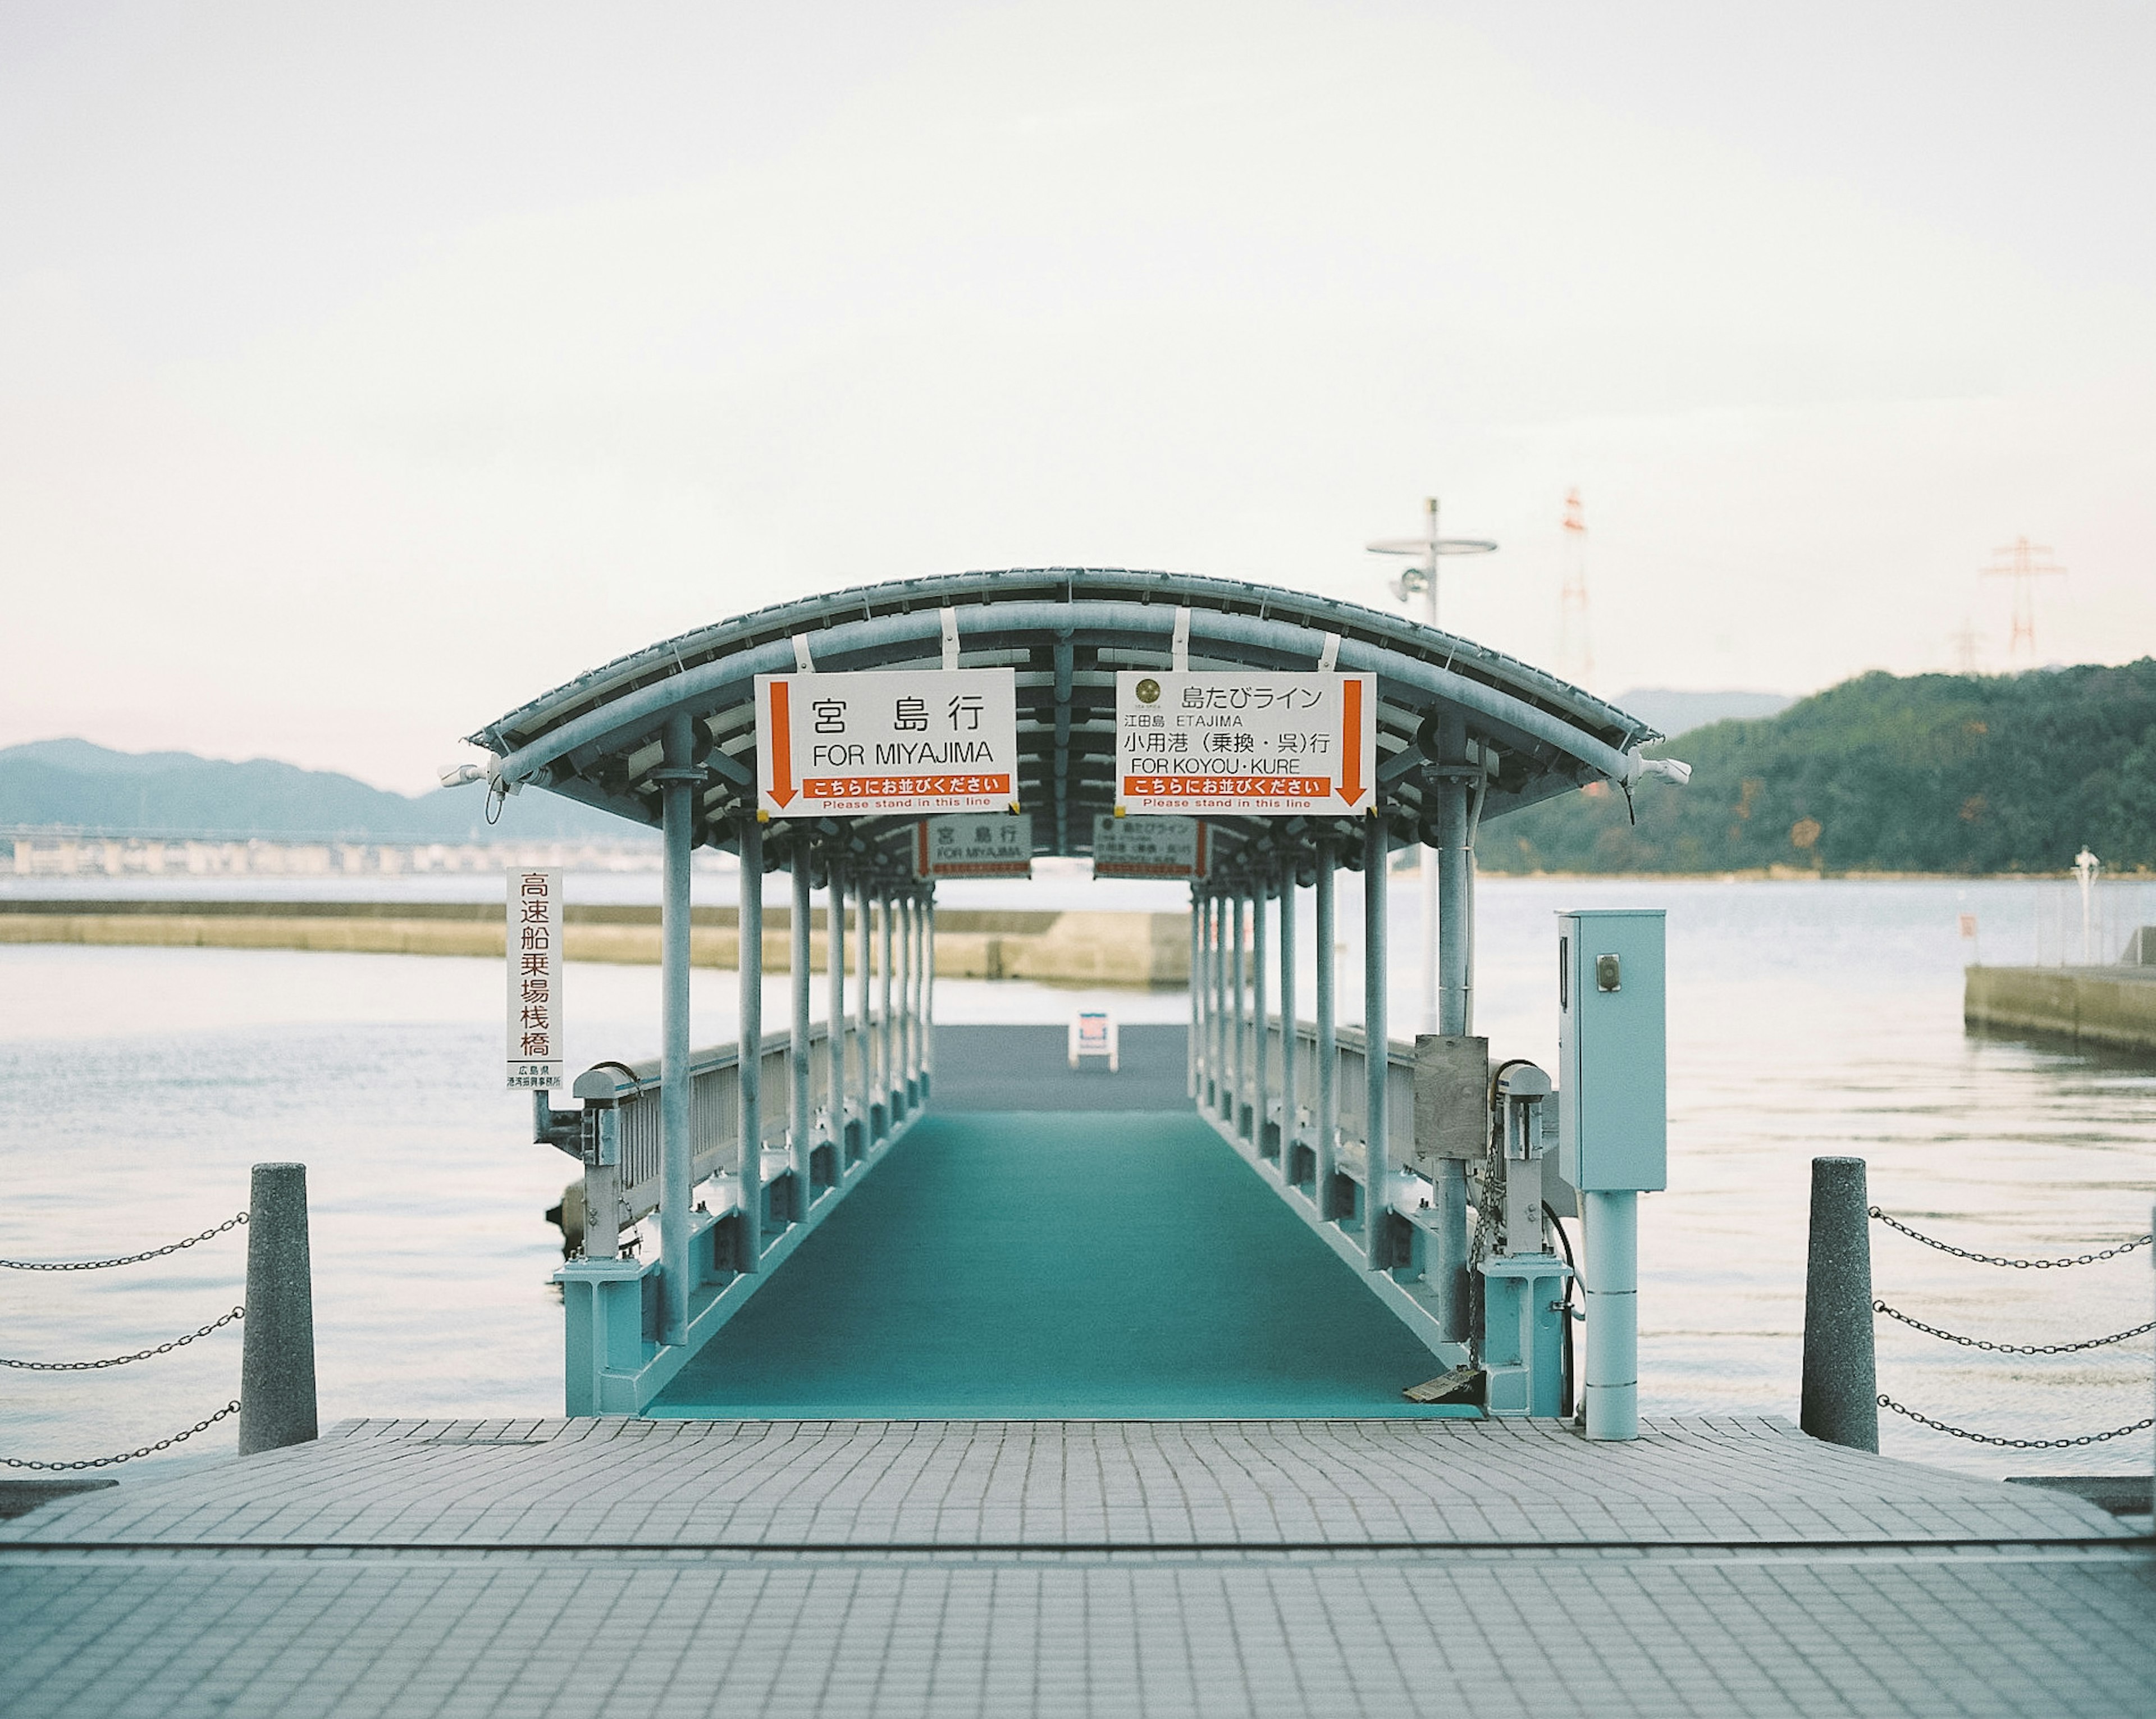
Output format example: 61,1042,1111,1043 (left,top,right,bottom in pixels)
1090,813,1208,878
916,811,1034,878
508,868,563,1089
1114,672,1377,816
756,669,1020,817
